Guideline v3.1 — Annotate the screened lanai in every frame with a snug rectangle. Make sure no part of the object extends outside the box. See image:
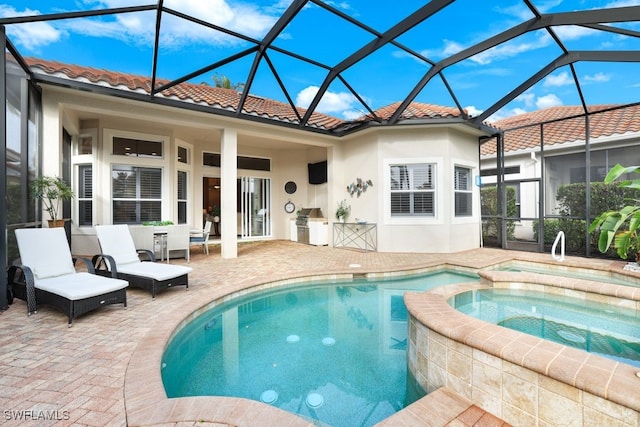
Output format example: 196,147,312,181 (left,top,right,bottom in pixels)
3,1,640,310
